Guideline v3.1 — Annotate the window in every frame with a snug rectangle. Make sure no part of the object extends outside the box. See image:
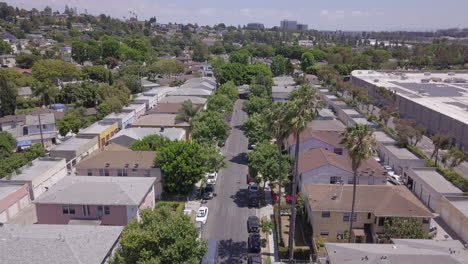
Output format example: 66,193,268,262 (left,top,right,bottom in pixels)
99,169,105,175
104,169,109,176
334,148,343,155
87,169,93,176
348,178,354,184
320,231,329,236
337,231,345,240
422,218,430,224
378,217,386,226
83,205,90,216
104,206,111,215
367,213,372,219
122,169,128,176
97,206,104,217
36,125,40,129
117,169,123,176
145,169,150,177
42,124,47,129
343,212,357,222
62,205,75,215
321,211,330,218
330,177,342,184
